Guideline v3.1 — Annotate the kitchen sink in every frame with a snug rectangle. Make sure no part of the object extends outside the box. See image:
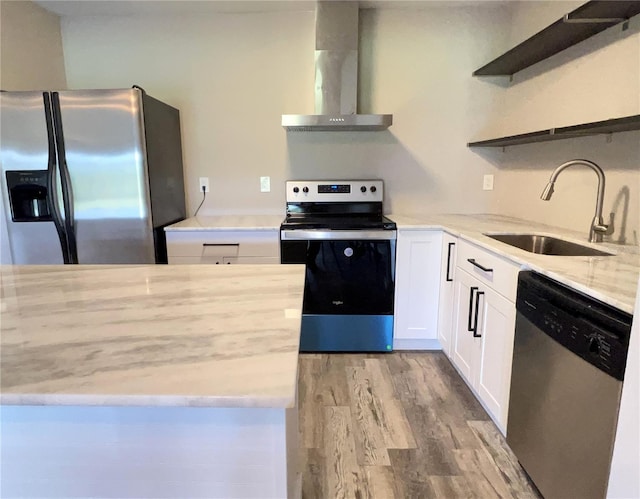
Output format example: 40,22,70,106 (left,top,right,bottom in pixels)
484,233,614,256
